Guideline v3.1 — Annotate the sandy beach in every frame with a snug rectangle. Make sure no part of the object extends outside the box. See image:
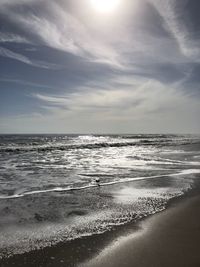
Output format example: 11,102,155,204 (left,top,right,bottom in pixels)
0,192,200,267
82,195,200,267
